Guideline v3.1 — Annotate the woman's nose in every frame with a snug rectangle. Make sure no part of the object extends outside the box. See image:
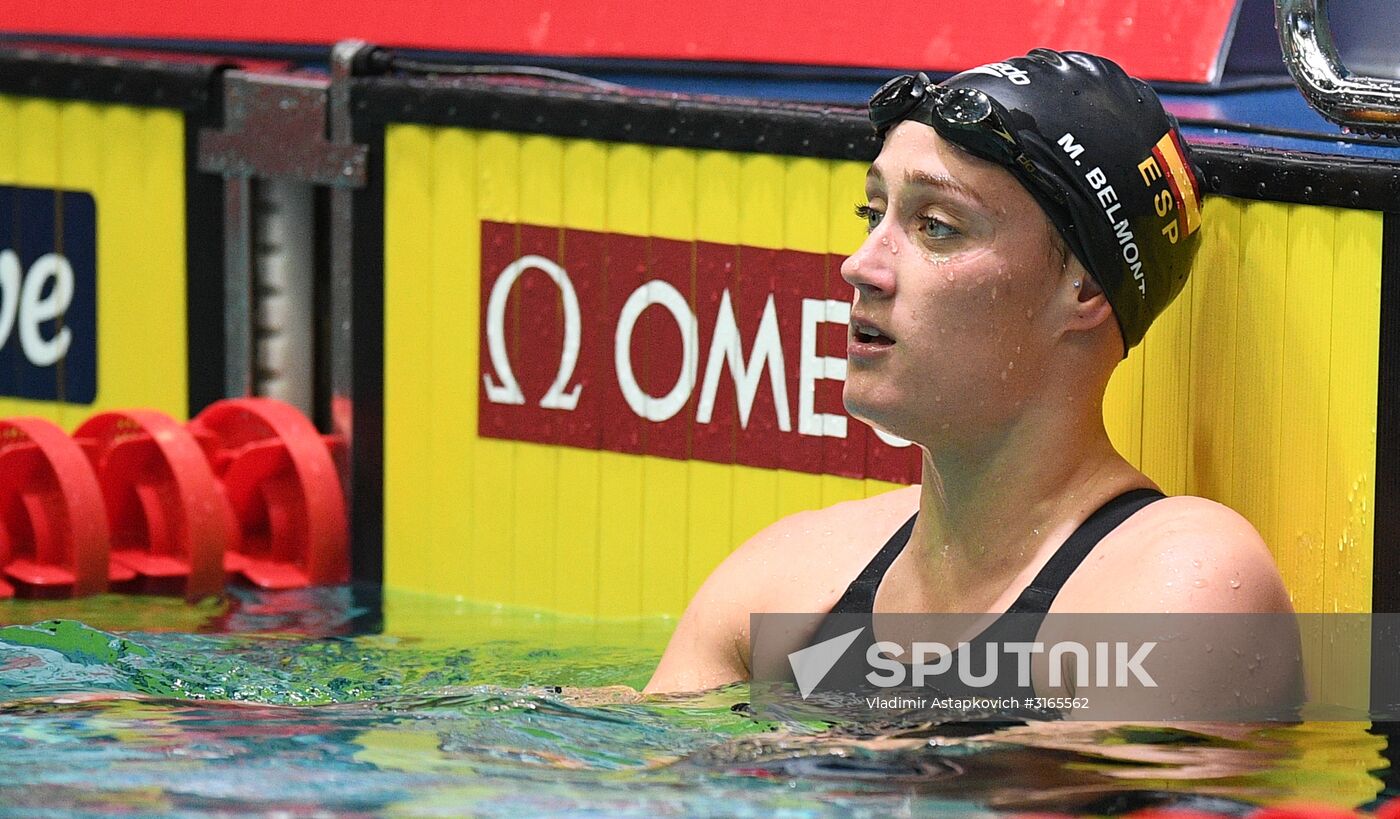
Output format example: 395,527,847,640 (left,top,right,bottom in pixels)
840,231,897,297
